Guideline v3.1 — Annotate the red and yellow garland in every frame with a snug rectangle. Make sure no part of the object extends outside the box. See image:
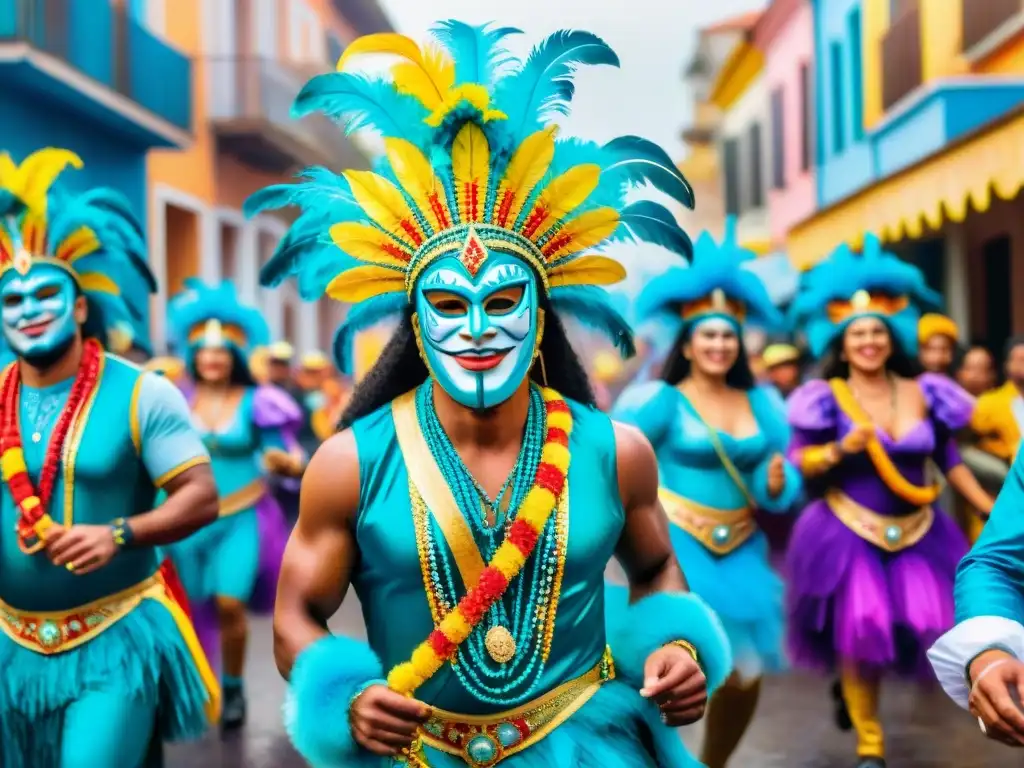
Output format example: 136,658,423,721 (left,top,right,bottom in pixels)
0,338,103,551
387,387,573,696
